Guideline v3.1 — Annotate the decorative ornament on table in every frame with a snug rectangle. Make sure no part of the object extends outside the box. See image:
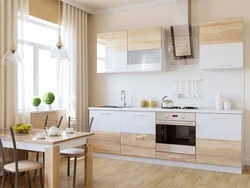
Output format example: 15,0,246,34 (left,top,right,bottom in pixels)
32,96,41,111
43,92,55,110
